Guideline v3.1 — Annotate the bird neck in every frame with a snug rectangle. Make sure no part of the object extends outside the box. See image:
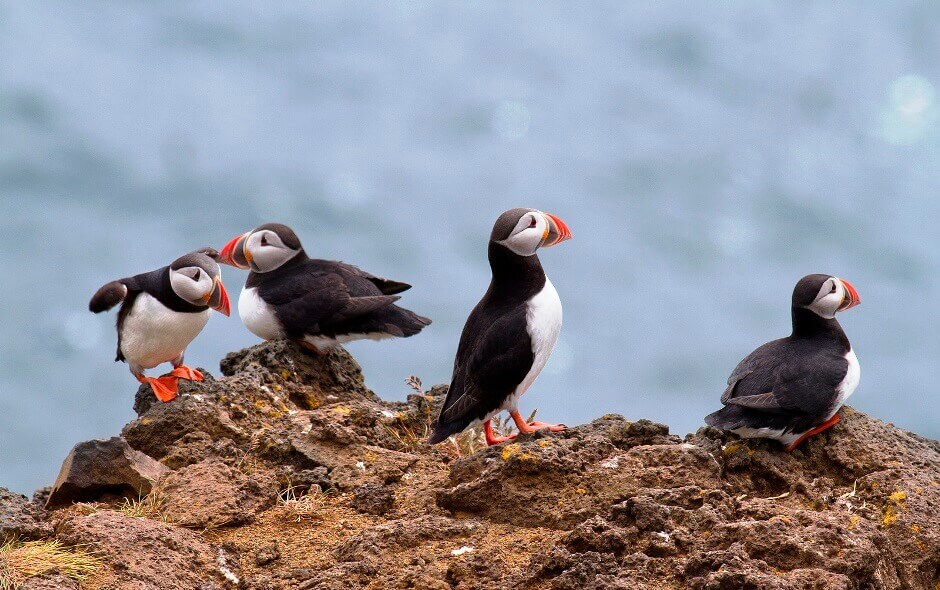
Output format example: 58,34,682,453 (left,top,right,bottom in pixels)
487,242,546,300
790,306,846,343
